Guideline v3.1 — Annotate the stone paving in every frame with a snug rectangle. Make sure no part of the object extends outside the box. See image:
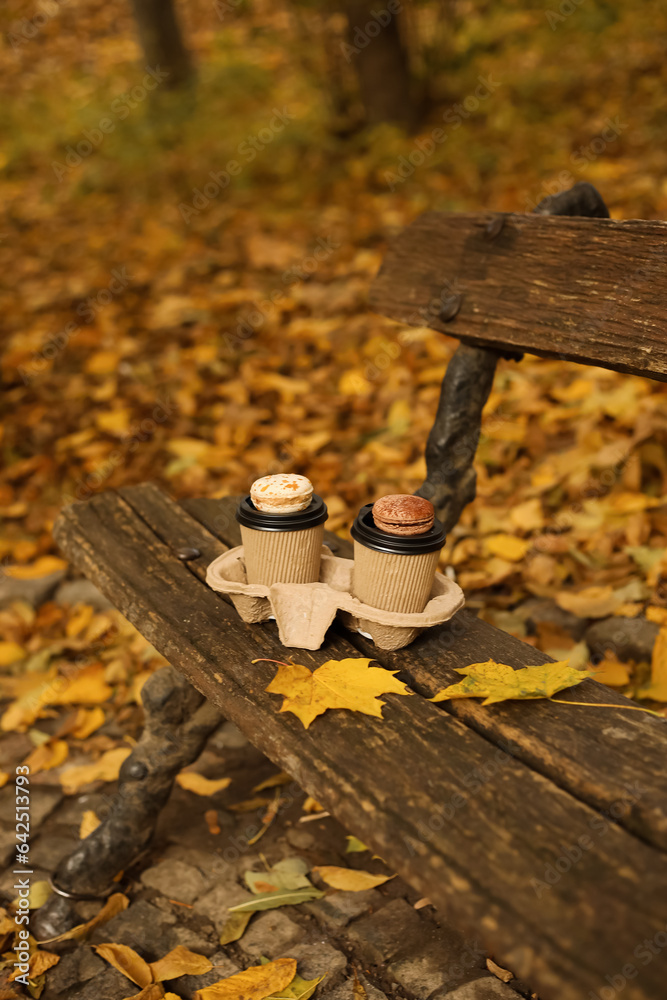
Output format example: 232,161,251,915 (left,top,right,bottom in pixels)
0,710,536,1000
